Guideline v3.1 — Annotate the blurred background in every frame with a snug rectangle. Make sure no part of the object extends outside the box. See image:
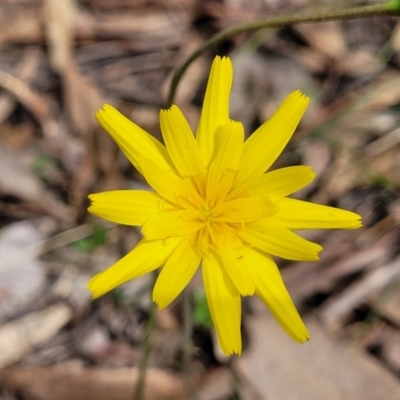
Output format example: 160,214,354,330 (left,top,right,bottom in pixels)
1,0,400,399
